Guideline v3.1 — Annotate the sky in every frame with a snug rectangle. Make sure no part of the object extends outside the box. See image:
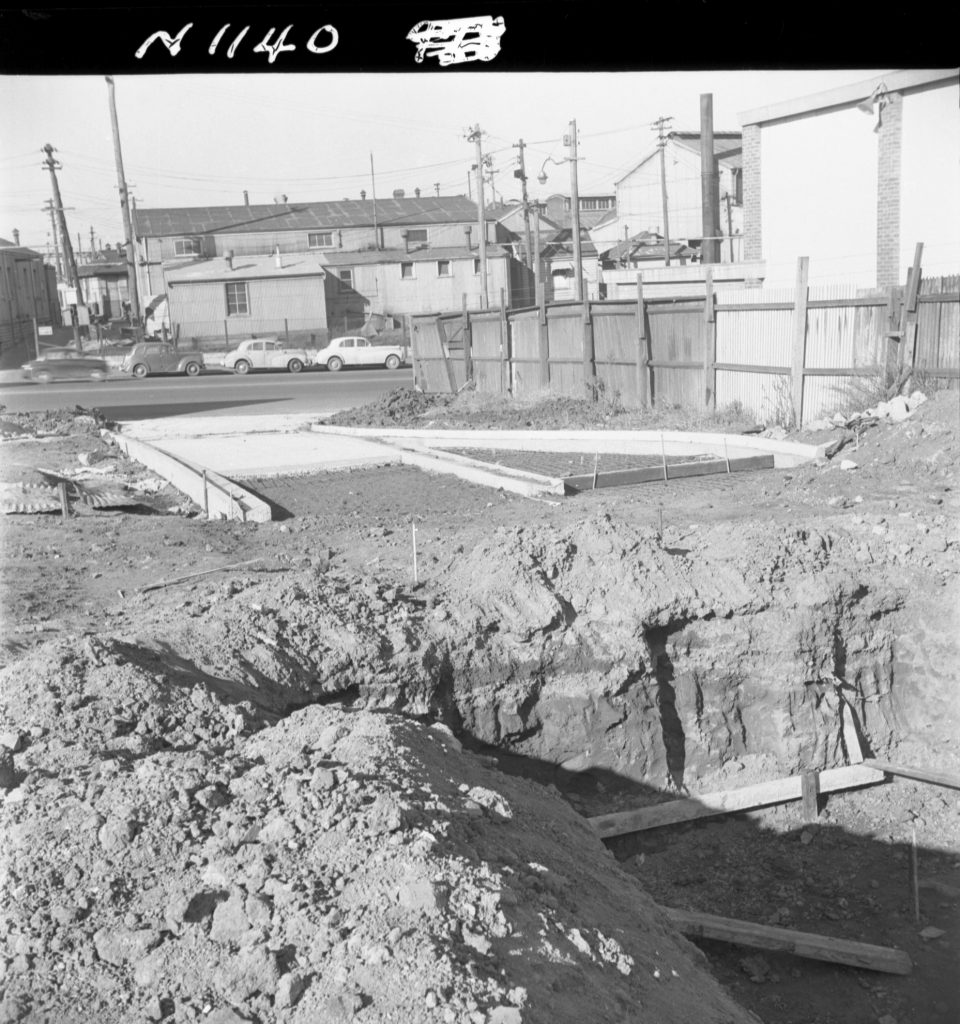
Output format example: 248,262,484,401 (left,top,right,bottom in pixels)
1,68,894,255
